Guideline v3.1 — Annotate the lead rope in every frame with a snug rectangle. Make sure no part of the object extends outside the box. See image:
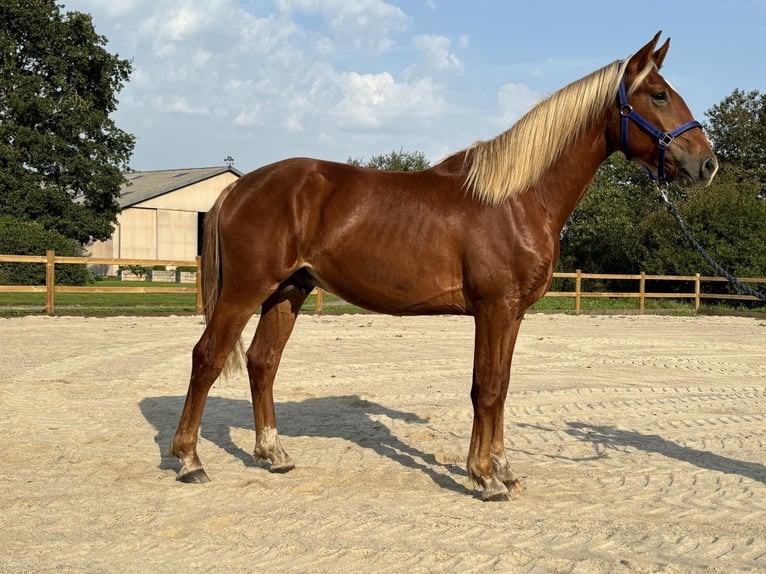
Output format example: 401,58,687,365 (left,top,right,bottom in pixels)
657,185,766,302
